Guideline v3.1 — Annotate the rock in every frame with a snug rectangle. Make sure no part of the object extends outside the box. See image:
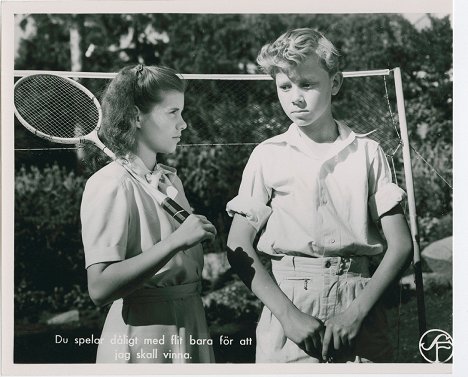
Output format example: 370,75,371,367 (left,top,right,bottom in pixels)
46,310,79,325
421,237,452,274
400,272,451,292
